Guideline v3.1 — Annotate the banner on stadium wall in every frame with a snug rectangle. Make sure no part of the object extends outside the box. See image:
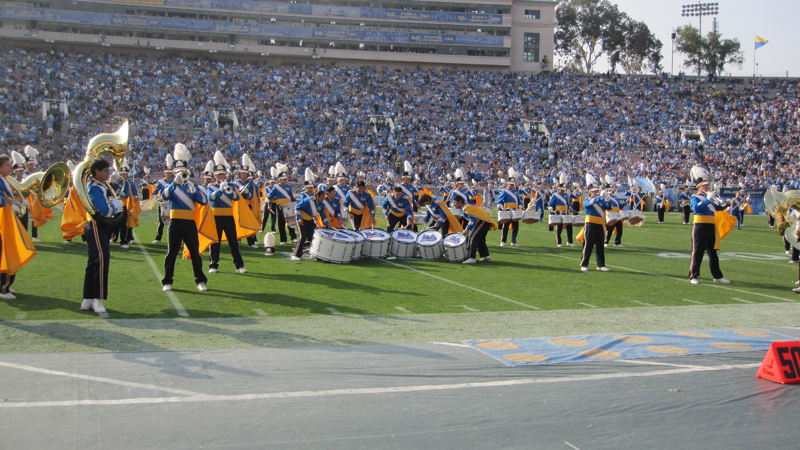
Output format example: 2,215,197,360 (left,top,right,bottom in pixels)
719,188,767,199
